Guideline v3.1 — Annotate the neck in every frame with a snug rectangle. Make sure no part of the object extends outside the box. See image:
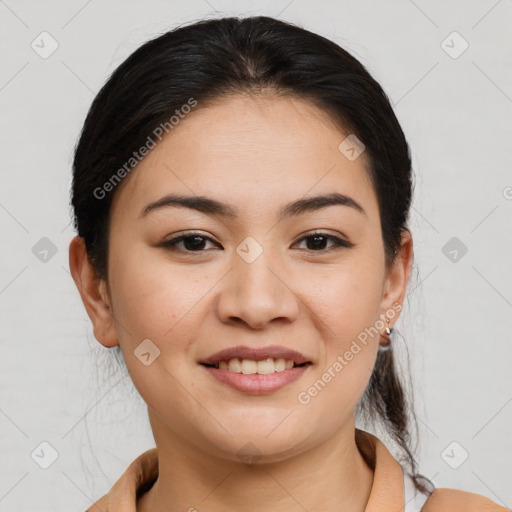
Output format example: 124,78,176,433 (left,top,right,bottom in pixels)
138,411,374,512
